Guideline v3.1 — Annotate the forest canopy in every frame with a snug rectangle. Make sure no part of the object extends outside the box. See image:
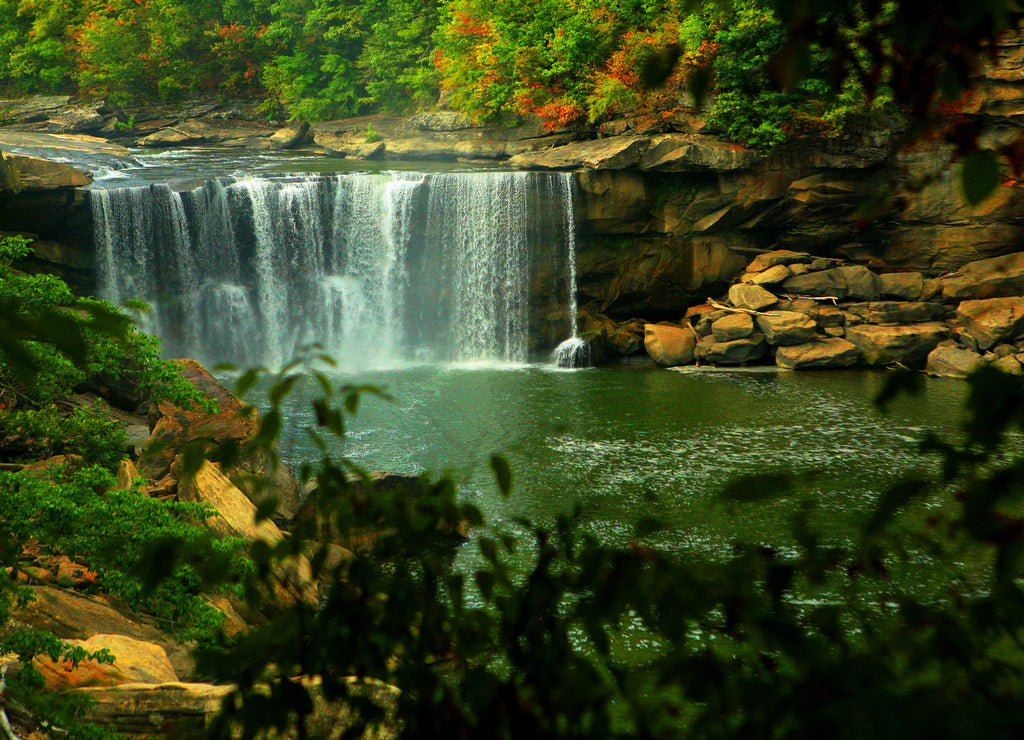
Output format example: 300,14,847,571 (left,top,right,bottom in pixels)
0,0,964,148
